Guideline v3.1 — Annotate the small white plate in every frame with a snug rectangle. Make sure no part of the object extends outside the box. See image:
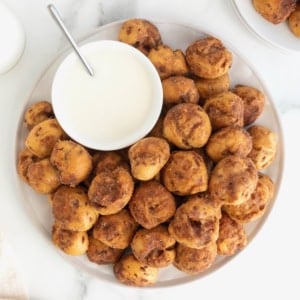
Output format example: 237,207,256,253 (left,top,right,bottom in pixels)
231,0,300,53
15,20,284,288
